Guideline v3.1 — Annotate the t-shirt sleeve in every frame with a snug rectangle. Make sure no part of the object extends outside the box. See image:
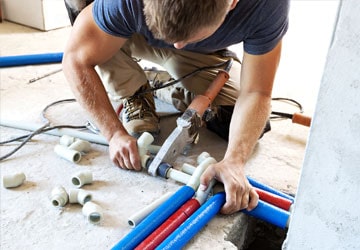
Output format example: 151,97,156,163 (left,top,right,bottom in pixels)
244,1,290,55
92,0,136,38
